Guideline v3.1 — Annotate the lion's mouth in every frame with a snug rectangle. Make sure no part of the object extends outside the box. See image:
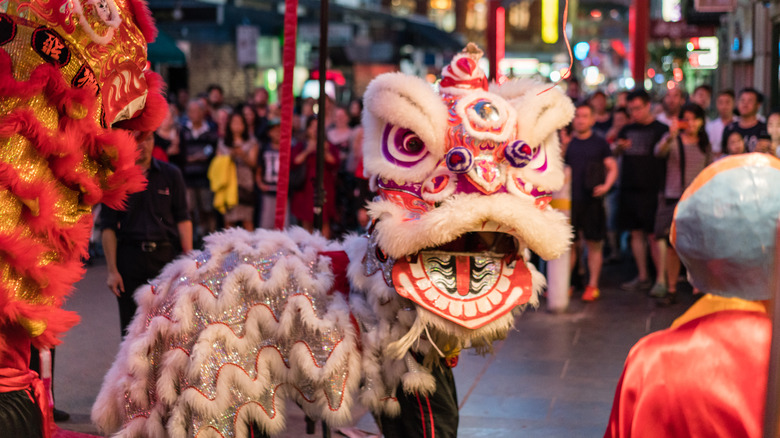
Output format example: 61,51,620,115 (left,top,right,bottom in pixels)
427,231,519,256
391,228,534,329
